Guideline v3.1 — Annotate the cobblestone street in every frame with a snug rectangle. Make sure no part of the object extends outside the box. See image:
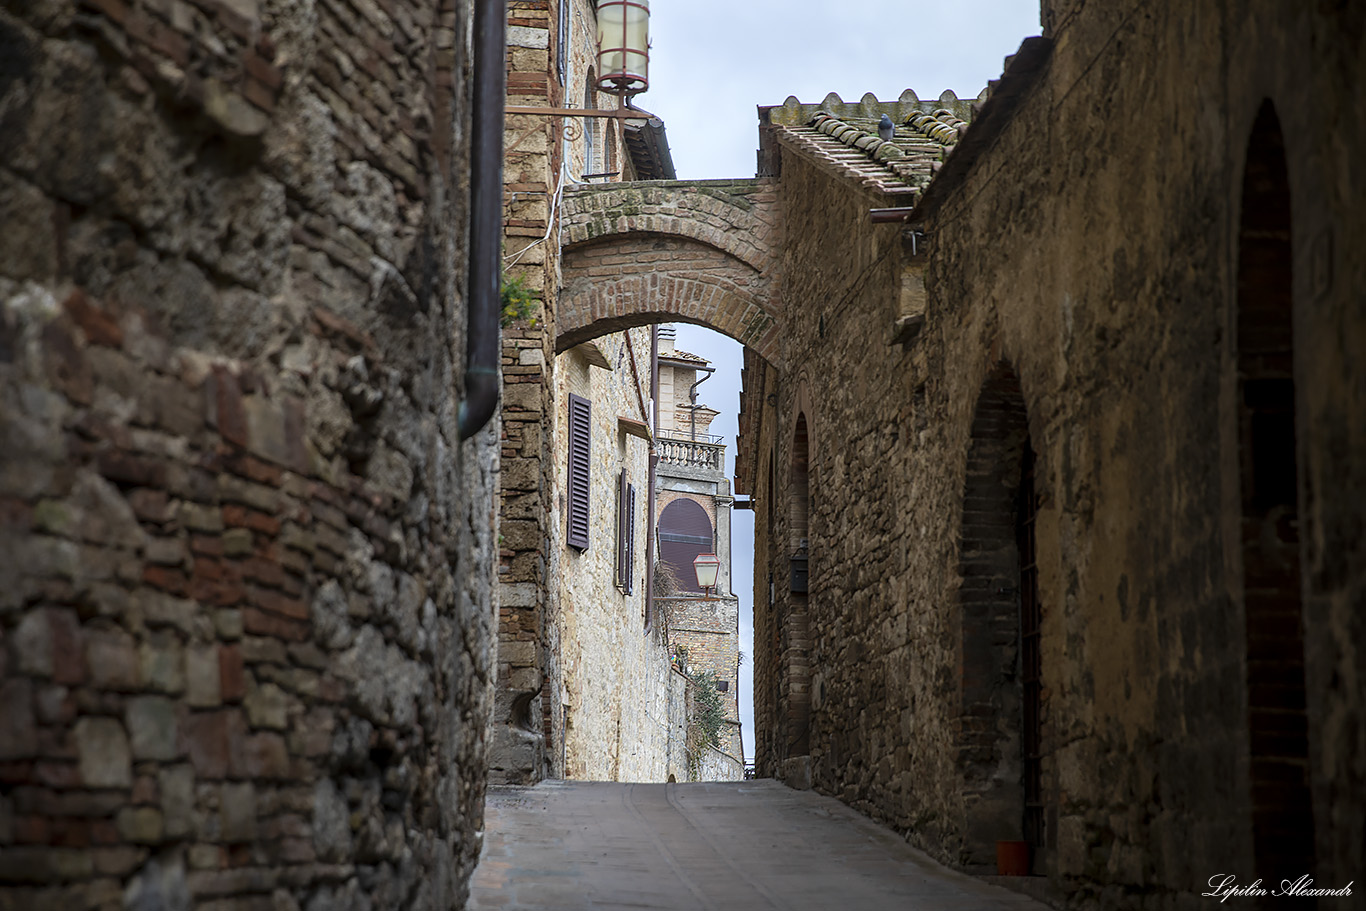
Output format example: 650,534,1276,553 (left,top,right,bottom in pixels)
470,780,1051,910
